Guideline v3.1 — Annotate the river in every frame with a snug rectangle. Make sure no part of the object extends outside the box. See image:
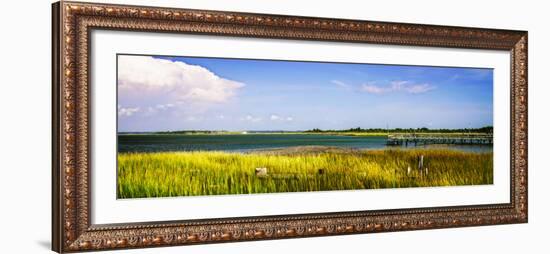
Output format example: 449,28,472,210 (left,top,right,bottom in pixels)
118,134,493,153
